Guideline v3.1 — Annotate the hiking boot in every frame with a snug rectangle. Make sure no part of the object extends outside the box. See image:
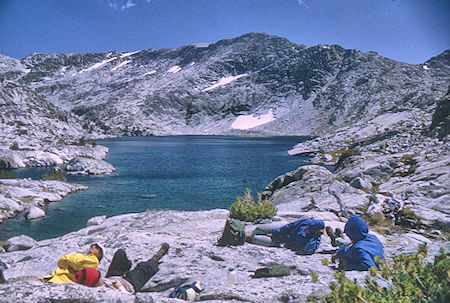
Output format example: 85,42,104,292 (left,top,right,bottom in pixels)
326,226,338,247
151,243,170,262
335,228,343,238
